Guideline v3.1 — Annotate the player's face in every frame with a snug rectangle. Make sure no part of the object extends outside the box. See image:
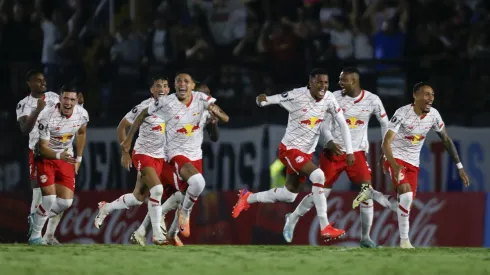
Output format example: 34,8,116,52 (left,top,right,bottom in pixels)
197,84,211,96
338,72,354,92
150,79,170,99
174,74,195,100
414,86,434,113
309,74,329,99
27,73,47,94
60,92,78,116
